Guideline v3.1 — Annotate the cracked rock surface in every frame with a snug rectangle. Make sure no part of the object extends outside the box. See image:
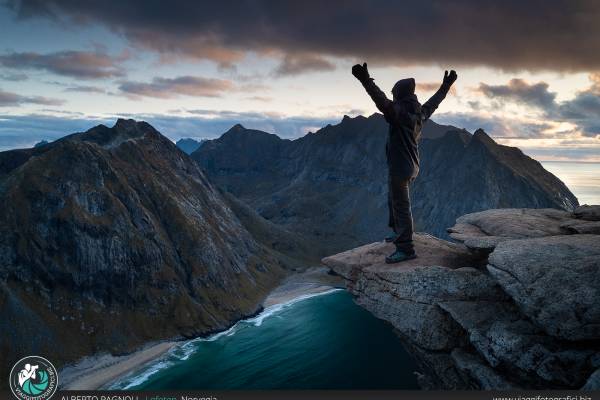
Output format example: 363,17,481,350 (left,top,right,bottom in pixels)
323,207,600,389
